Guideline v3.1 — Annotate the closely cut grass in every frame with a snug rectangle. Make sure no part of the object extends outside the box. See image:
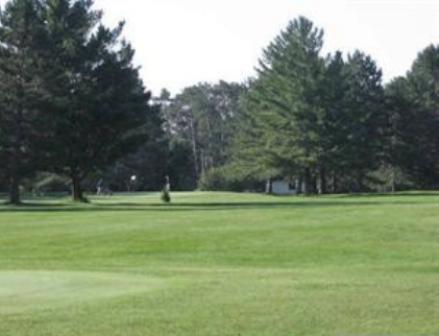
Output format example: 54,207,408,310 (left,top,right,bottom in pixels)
0,271,164,315
0,192,438,336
